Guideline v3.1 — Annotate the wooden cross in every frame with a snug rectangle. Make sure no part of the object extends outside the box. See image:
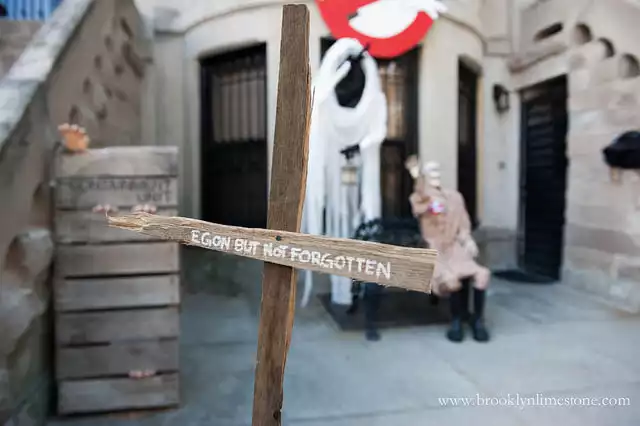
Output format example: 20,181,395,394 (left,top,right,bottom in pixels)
107,5,437,426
